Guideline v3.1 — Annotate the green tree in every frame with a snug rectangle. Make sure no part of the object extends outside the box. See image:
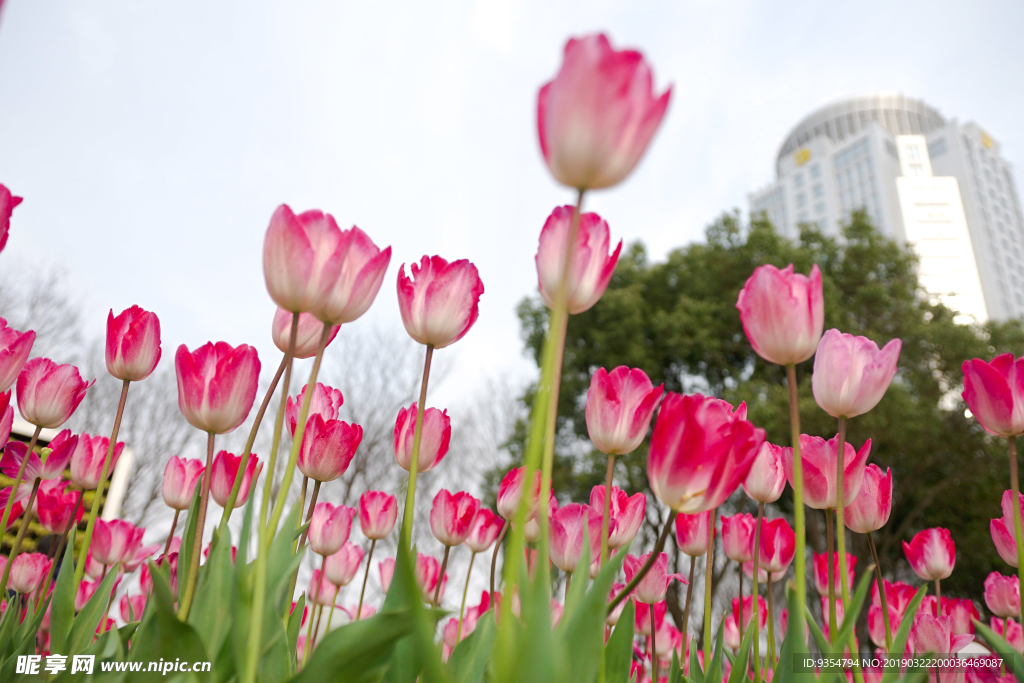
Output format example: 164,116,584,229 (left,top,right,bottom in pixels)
495,209,1024,614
